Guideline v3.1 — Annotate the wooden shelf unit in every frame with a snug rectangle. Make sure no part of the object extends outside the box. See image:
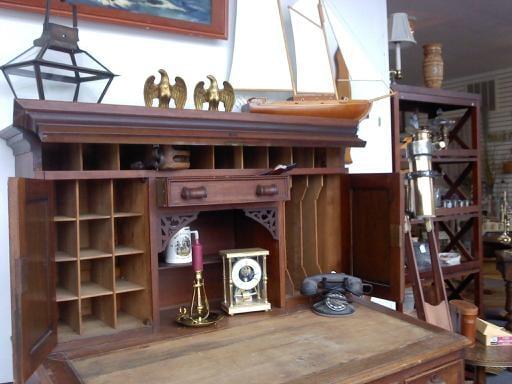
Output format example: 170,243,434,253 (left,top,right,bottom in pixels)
51,177,153,341
391,84,483,312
